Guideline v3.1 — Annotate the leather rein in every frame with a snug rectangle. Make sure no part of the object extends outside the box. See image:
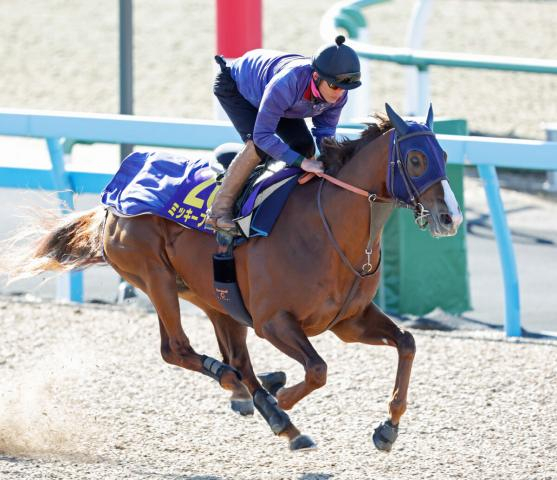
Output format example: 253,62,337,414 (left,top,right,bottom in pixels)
298,128,438,277
297,128,436,329
299,171,389,330
300,171,389,277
